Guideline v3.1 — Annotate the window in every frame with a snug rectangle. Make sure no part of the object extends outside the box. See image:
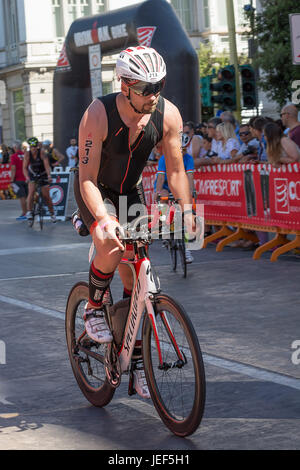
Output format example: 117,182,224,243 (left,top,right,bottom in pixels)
203,0,210,29
102,82,112,96
52,0,64,38
4,0,18,46
80,0,92,17
171,0,193,32
95,0,107,14
12,90,26,142
216,0,227,28
67,0,77,23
